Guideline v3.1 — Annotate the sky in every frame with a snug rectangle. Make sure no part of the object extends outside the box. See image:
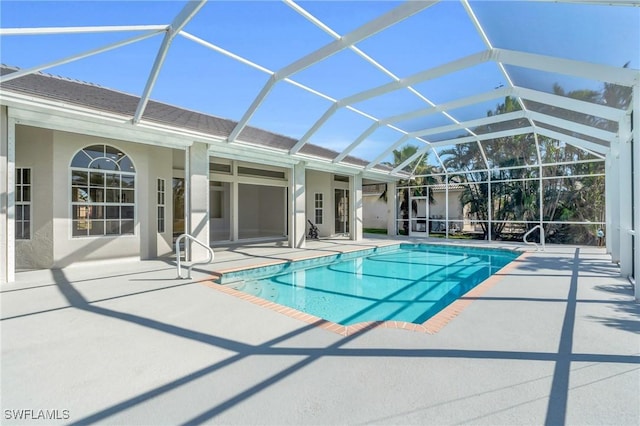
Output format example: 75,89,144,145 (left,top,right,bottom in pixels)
1,0,638,165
